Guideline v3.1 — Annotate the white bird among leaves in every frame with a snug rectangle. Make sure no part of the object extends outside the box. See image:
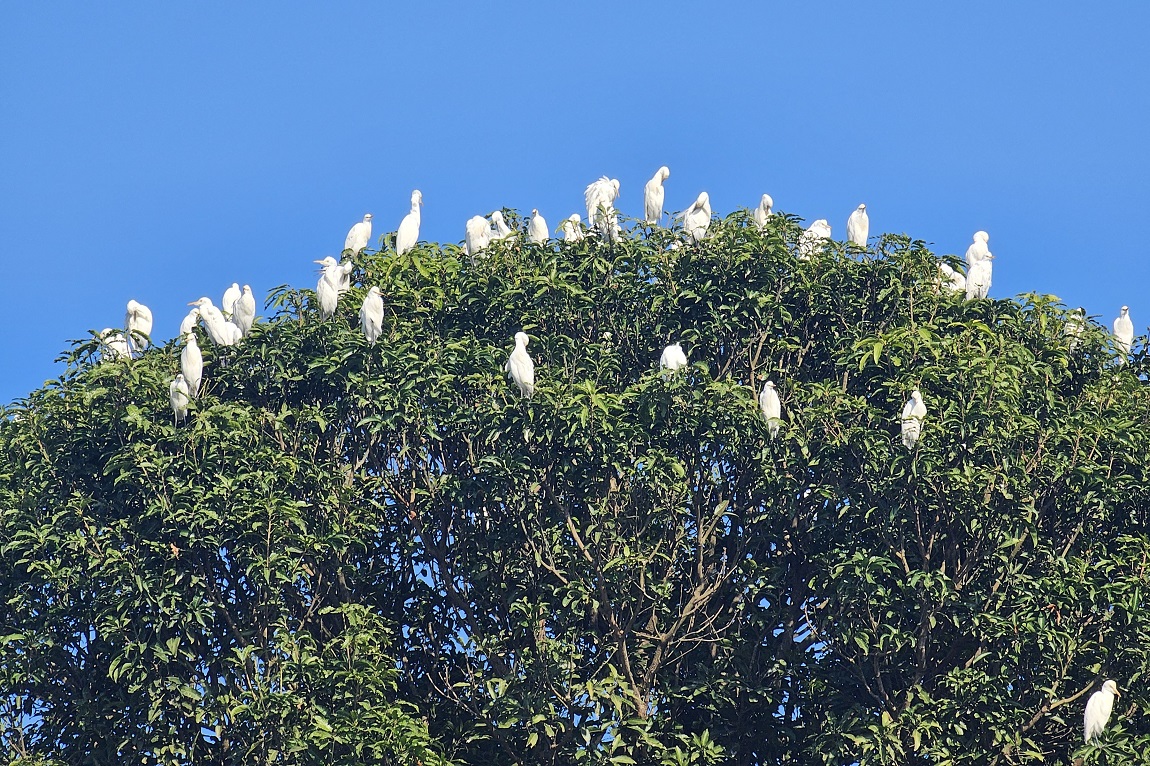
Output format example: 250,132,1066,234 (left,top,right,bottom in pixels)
170,374,190,424
505,331,535,399
465,215,492,259
965,254,993,300
798,219,832,260
644,166,670,224
179,308,200,337
396,190,422,255
901,389,926,450
847,204,869,247
222,283,241,318
181,332,203,399
345,213,373,255
528,209,549,244
759,380,782,439
1113,306,1134,361
584,176,621,242
561,214,584,242
99,329,130,362
188,298,236,346
490,211,514,242
360,286,384,345
1084,679,1119,742
683,192,712,243
938,262,966,293
660,342,689,374
125,299,153,353
233,285,256,337
753,194,774,229
314,265,340,318
965,231,991,267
